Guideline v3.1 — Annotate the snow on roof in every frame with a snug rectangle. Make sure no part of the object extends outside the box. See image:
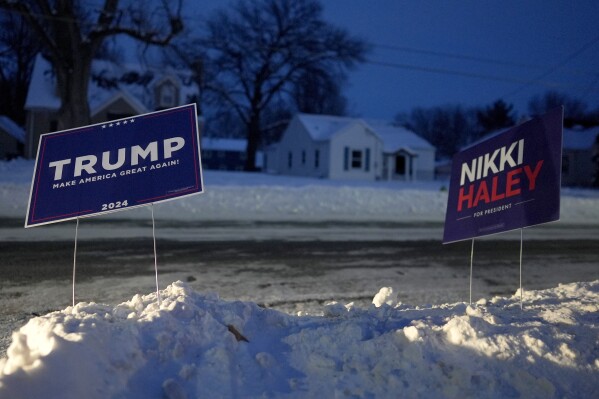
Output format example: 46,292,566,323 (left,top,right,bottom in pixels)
91,90,148,116
0,116,25,143
201,138,265,167
365,119,435,153
25,54,198,116
296,113,364,141
563,127,599,150
295,113,434,153
202,137,248,152
24,54,61,111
